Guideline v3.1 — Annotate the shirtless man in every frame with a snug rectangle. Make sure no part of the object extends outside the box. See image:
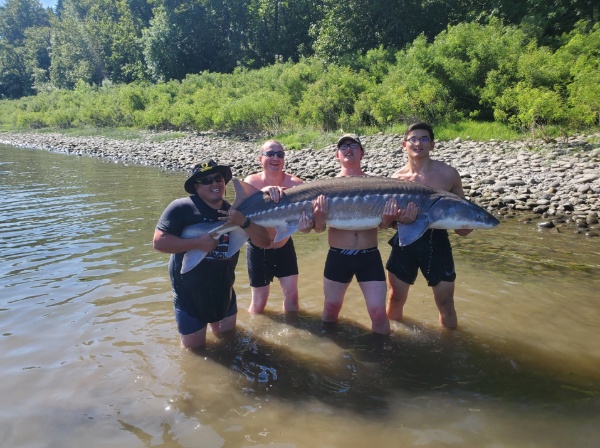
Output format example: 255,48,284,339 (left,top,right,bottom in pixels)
302,134,415,334
385,122,472,329
244,140,304,314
